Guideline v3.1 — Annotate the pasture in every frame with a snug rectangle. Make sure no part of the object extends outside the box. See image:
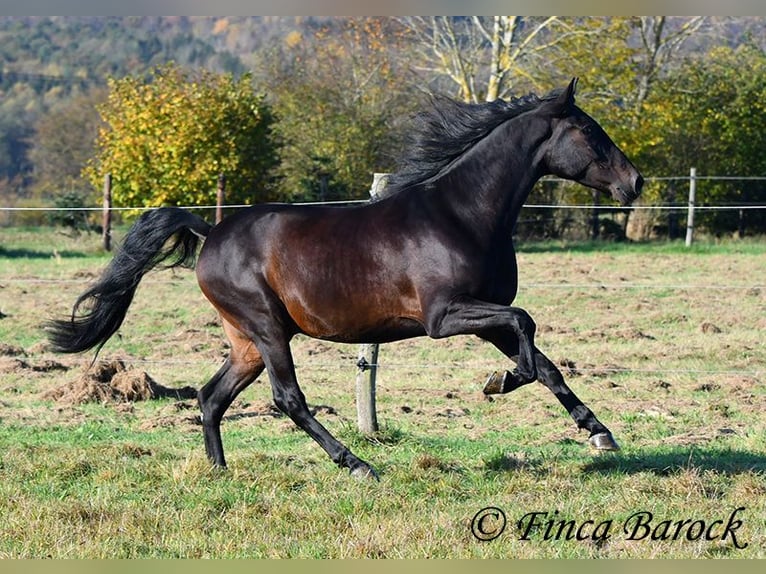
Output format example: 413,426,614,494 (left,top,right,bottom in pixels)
0,225,764,558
